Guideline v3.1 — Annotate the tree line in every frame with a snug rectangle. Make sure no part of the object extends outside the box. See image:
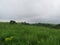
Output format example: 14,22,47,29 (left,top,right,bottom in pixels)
9,20,60,29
